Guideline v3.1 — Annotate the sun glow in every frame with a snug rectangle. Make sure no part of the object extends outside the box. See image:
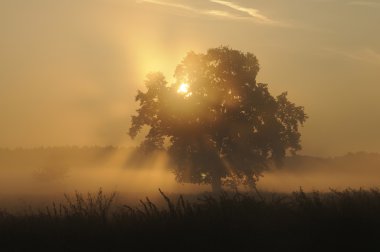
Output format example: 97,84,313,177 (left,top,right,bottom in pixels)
177,83,190,94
